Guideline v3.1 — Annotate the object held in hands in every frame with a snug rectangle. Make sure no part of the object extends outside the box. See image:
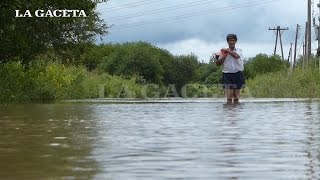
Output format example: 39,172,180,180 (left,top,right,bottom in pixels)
220,48,228,57
214,53,220,59
214,49,228,60
213,49,228,66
